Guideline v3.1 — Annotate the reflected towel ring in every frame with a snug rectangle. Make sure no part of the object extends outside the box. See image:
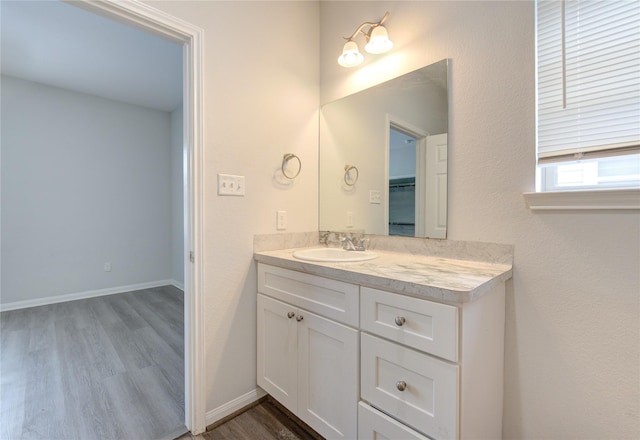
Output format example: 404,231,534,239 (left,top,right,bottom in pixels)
344,164,359,186
282,153,301,179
